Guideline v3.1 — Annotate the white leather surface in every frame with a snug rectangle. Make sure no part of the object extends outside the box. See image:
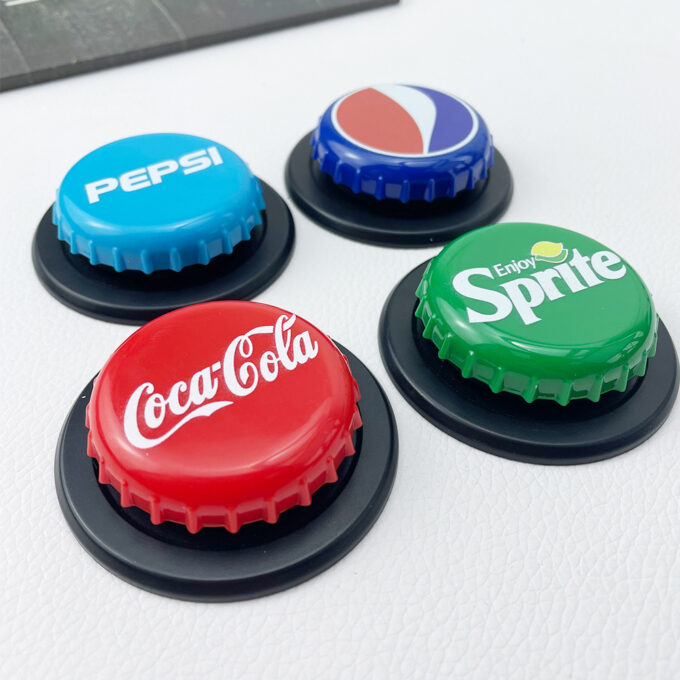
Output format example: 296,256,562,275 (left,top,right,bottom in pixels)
2,1,680,677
